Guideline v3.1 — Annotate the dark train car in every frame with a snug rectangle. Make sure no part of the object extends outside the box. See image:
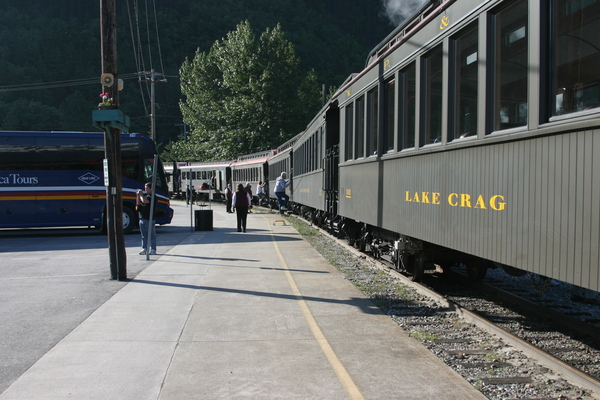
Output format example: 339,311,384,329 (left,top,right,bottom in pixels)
231,150,275,203
291,102,341,224
329,0,600,291
292,117,325,214
266,135,299,209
